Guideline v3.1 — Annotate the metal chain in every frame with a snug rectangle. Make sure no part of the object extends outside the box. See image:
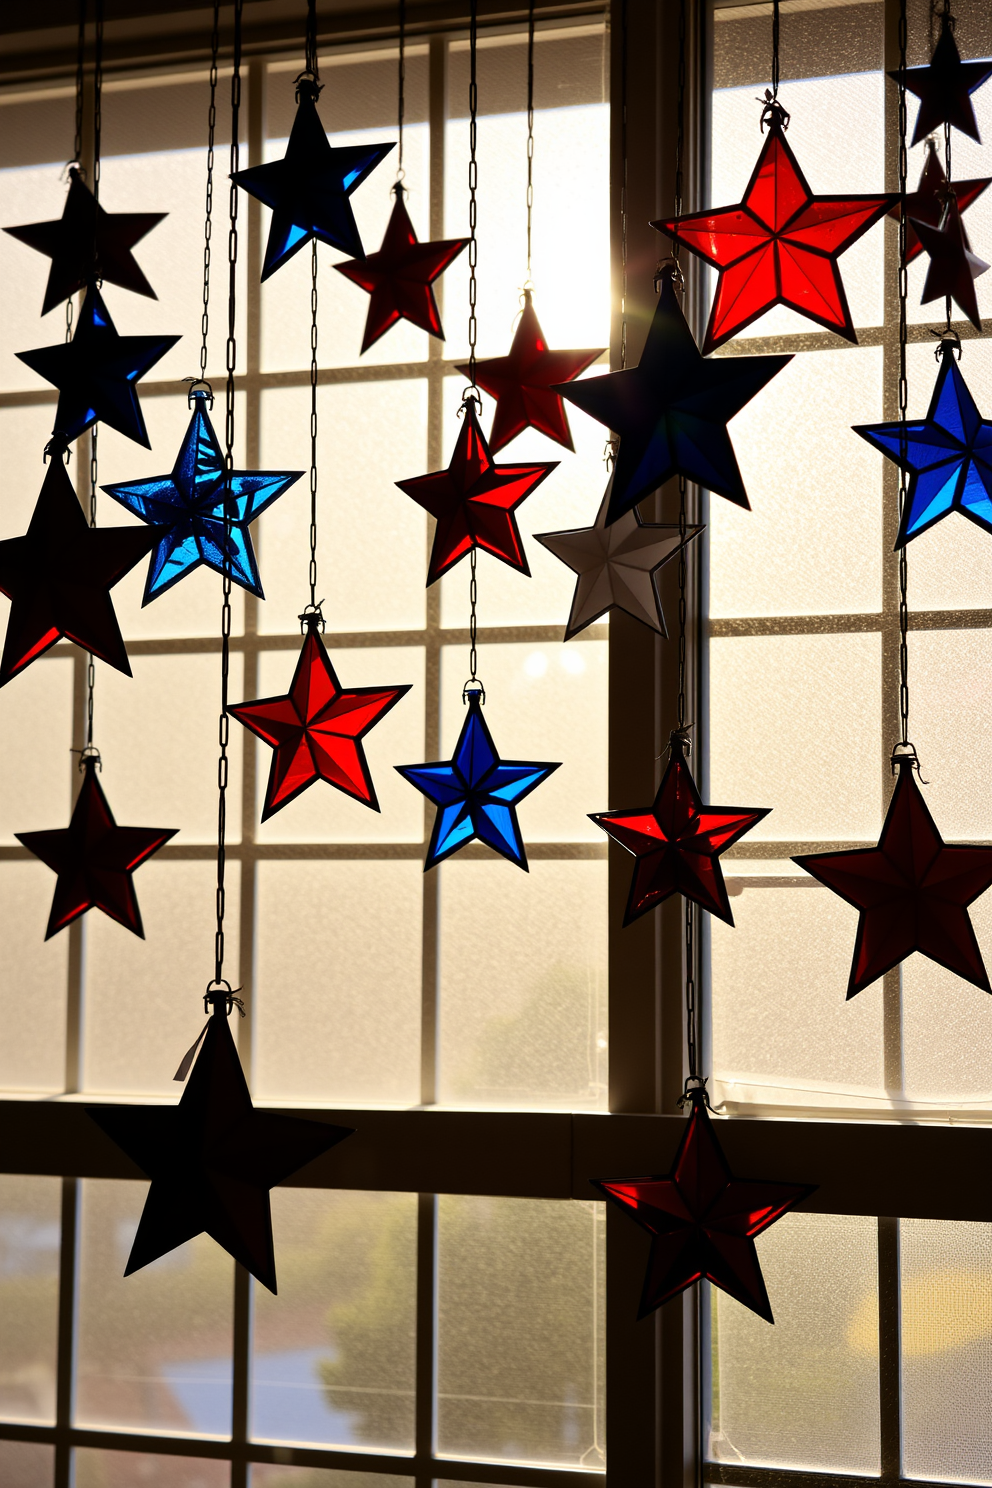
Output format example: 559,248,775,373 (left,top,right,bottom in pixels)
86,429,98,750
397,0,406,177
200,1,220,379
525,0,535,285
898,0,910,745
215,0,243,992
305,0,320,81
85,2,103,755
685,899,697,1078
309,239,319,610
467,0,479,389
72,0,86,168
619,0,628,371
468,548,479,685
675,0,688,732
92,0,102,205
771,0,780,98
